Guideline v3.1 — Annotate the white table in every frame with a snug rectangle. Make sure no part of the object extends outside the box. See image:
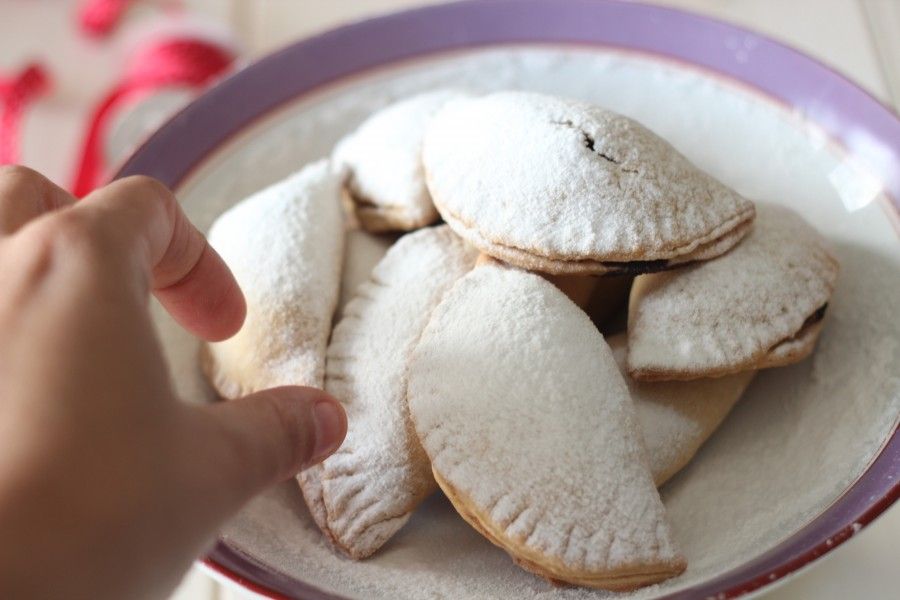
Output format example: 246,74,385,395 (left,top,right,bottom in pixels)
1,1,897,598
